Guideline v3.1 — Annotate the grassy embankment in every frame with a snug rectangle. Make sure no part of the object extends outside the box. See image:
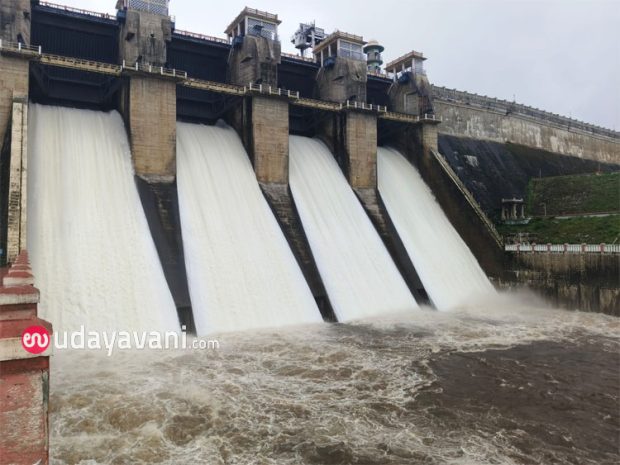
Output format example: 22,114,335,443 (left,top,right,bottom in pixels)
499,172,620,243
